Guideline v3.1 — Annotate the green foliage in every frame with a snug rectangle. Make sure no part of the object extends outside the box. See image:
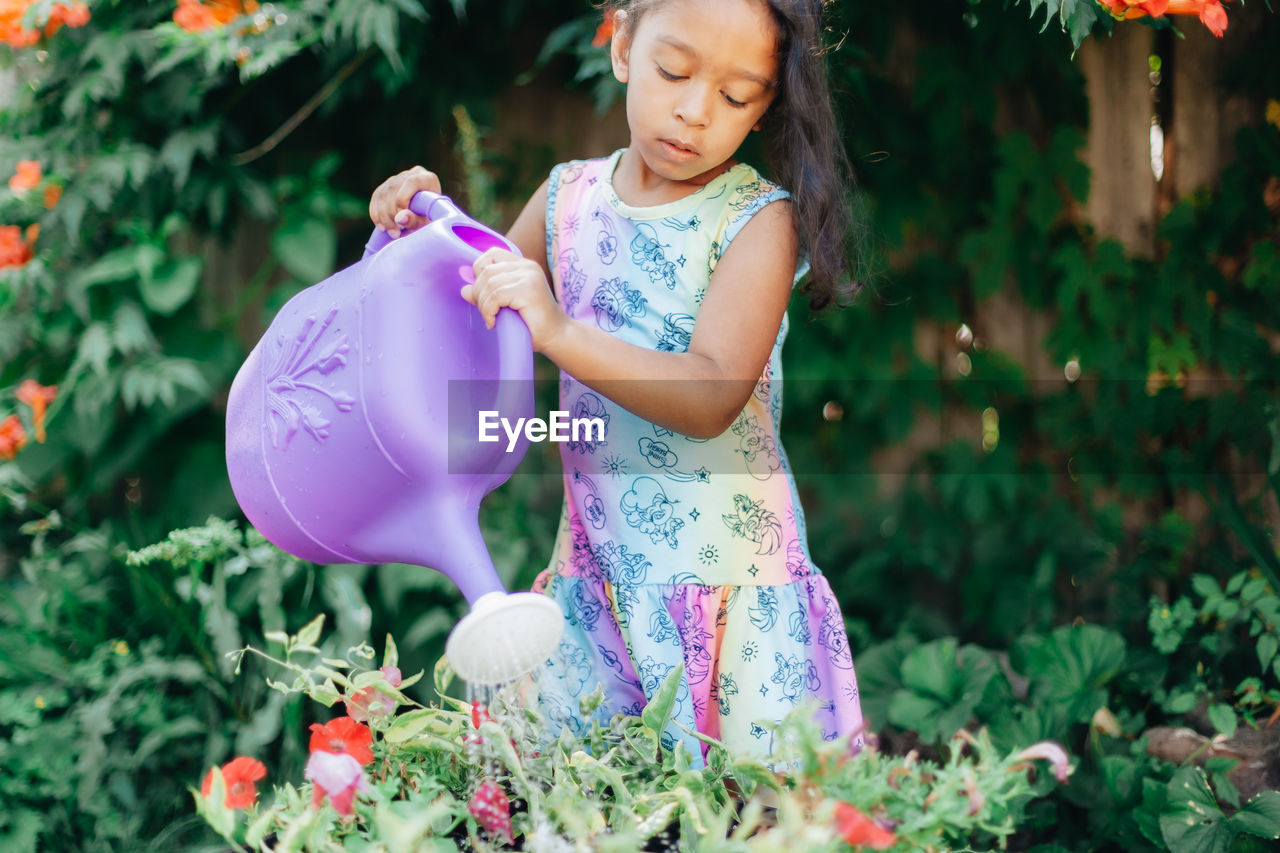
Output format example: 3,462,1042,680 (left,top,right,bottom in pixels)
196,618,1072,851
856,563,1280,851
1011,0,1110,50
